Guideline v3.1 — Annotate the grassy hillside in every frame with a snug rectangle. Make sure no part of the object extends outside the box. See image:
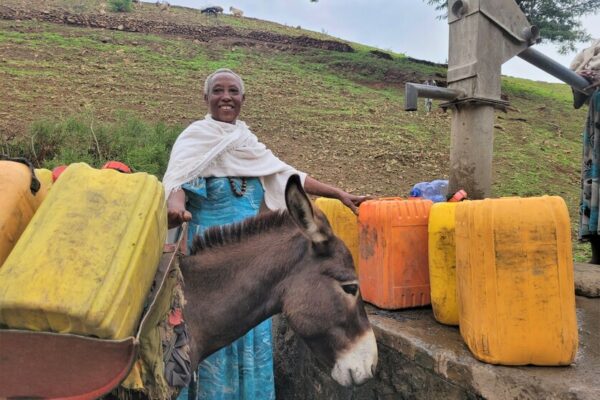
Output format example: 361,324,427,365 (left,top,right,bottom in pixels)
0,1,591,259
